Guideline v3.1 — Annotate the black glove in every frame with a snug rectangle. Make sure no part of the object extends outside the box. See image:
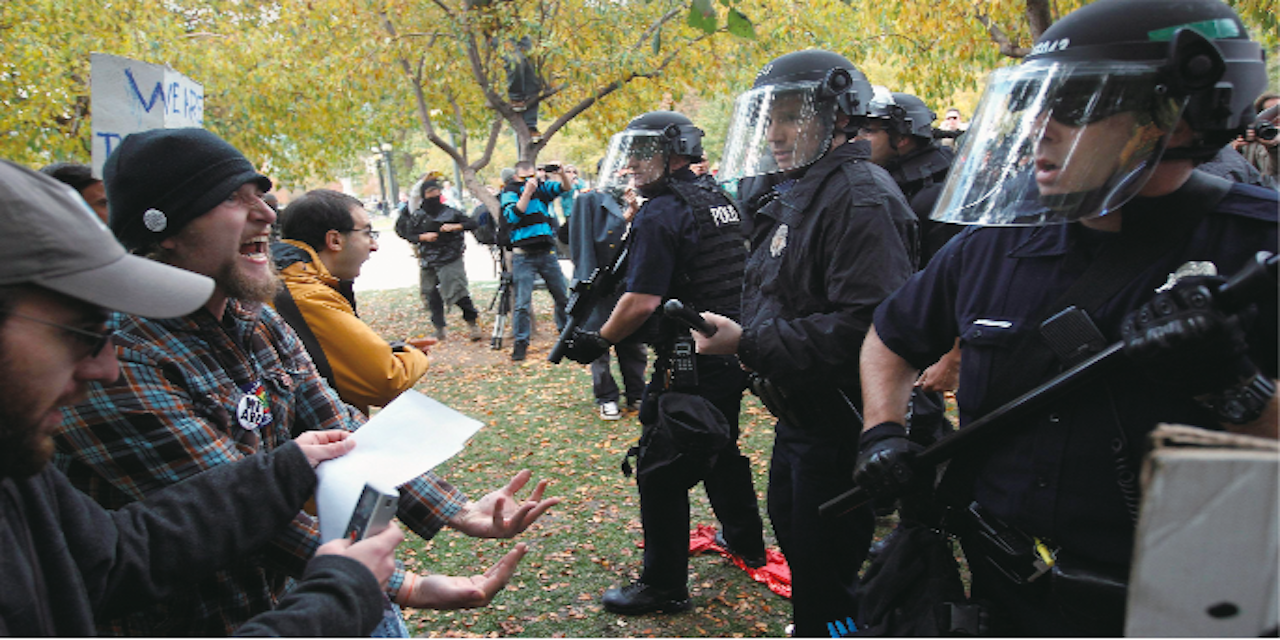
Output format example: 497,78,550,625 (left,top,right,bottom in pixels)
562,328,611,365
1121,276,1257,397
853,422,924,501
